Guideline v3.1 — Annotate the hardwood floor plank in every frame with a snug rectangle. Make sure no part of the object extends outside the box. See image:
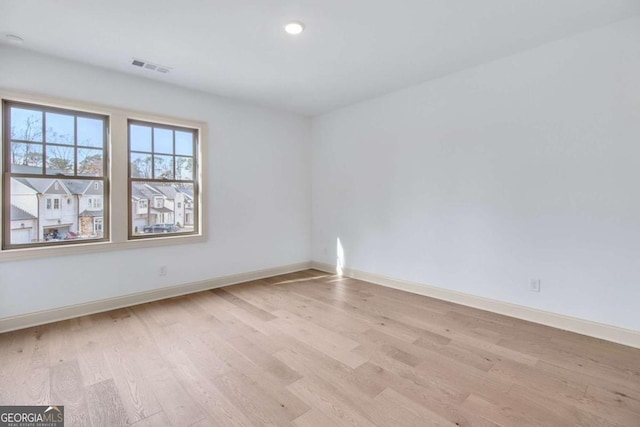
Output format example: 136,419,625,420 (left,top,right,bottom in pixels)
506,382,640,427
163,349,254,427
292,408,340,427
226,335,303,385
129,341,206,427
77,348,112,387
585,383,640,416
269,309,367,369
1,359,29,405
85,379,129,426
48,321,79,366
373,387,456,426
50,360,92,427
351,362,490,426
102,343,163,424
131,411,172,427
211,367,303,426
16,366,50,406
212,288,277,321
288,377,377,427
